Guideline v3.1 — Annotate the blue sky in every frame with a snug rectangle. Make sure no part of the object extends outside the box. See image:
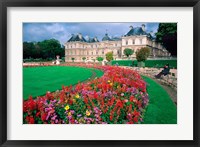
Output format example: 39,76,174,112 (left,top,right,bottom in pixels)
23,22,159,45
